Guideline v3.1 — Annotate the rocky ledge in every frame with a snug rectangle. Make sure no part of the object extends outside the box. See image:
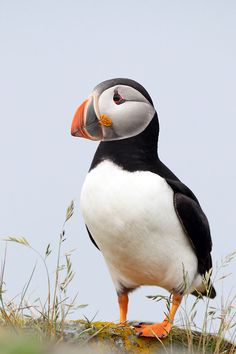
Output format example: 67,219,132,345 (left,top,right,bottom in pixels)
59,321,235,354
